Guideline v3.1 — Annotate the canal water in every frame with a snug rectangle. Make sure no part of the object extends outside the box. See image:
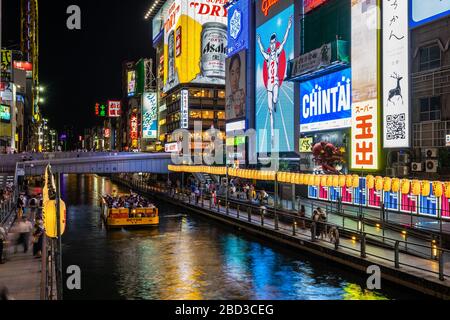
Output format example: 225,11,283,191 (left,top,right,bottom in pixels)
60,174,423,300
